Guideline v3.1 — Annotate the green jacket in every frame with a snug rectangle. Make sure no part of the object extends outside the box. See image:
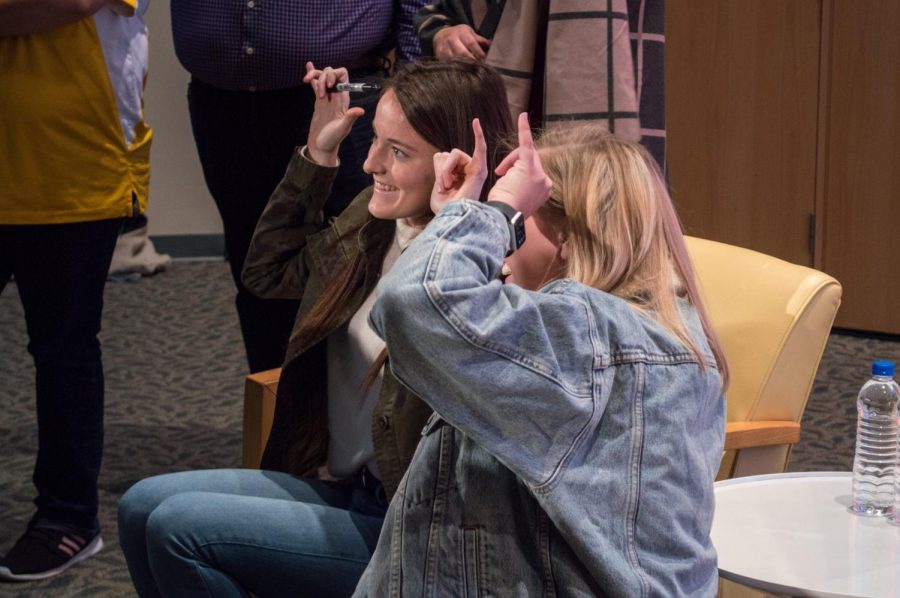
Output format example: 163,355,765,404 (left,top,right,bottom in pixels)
242,149,432,499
